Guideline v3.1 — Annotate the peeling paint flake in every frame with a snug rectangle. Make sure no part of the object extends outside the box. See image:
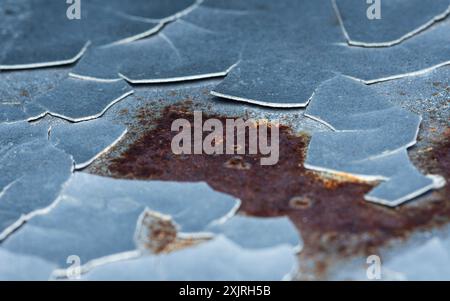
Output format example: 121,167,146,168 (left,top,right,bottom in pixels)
70,0,449,106
0,68,66,123
49,118,128,169
71,19,240,82
28,78,133,122
304,76,445,206
0,0,198,70
0,0,449,281
333,0,450,47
